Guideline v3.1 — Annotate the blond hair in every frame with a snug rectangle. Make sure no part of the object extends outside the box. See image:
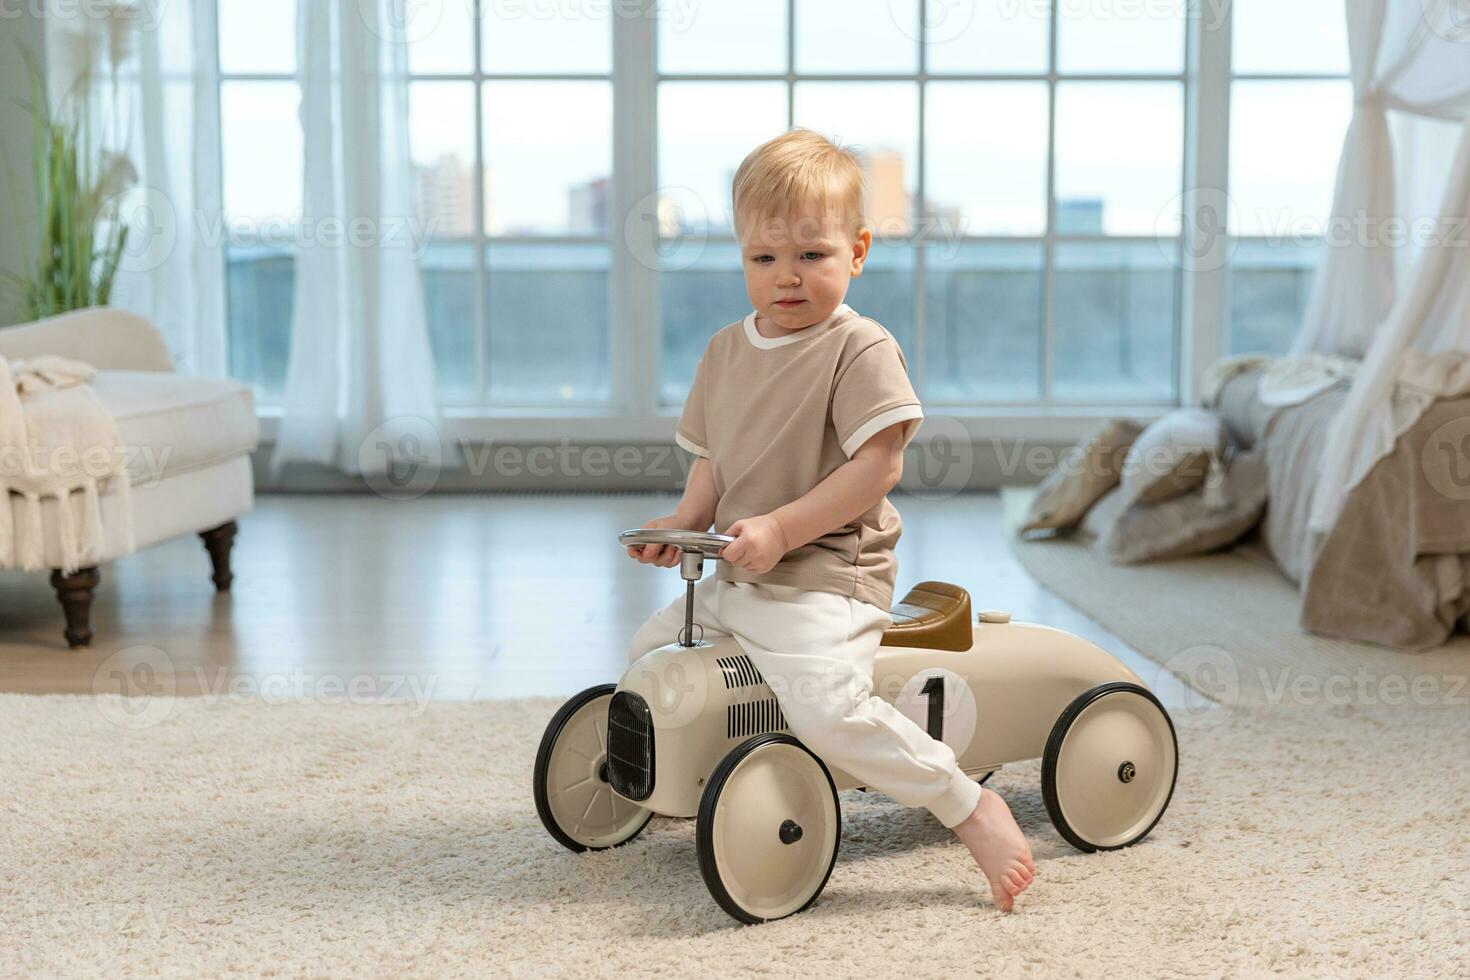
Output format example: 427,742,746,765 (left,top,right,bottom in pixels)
730,128,866,242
